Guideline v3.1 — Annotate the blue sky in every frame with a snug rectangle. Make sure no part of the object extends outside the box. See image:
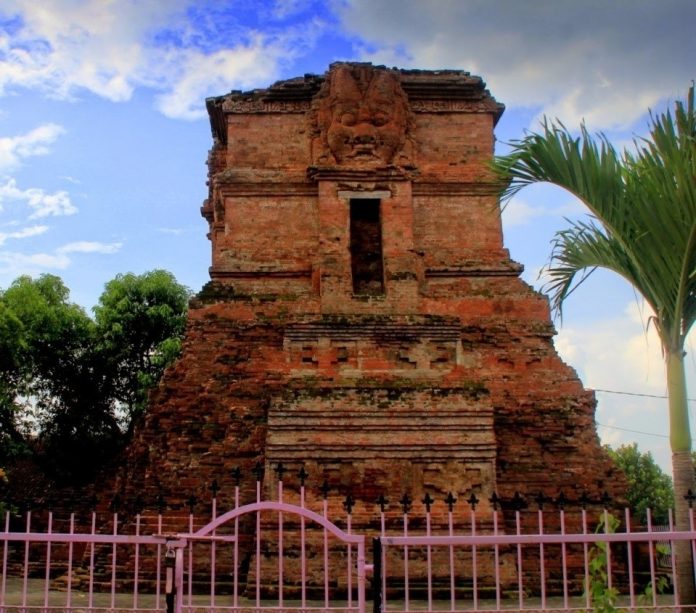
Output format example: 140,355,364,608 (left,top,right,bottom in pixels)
0,0,694,472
